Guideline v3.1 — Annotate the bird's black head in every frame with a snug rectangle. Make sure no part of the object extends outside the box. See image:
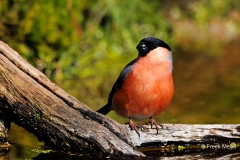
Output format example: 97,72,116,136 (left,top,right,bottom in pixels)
136,37,171,57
